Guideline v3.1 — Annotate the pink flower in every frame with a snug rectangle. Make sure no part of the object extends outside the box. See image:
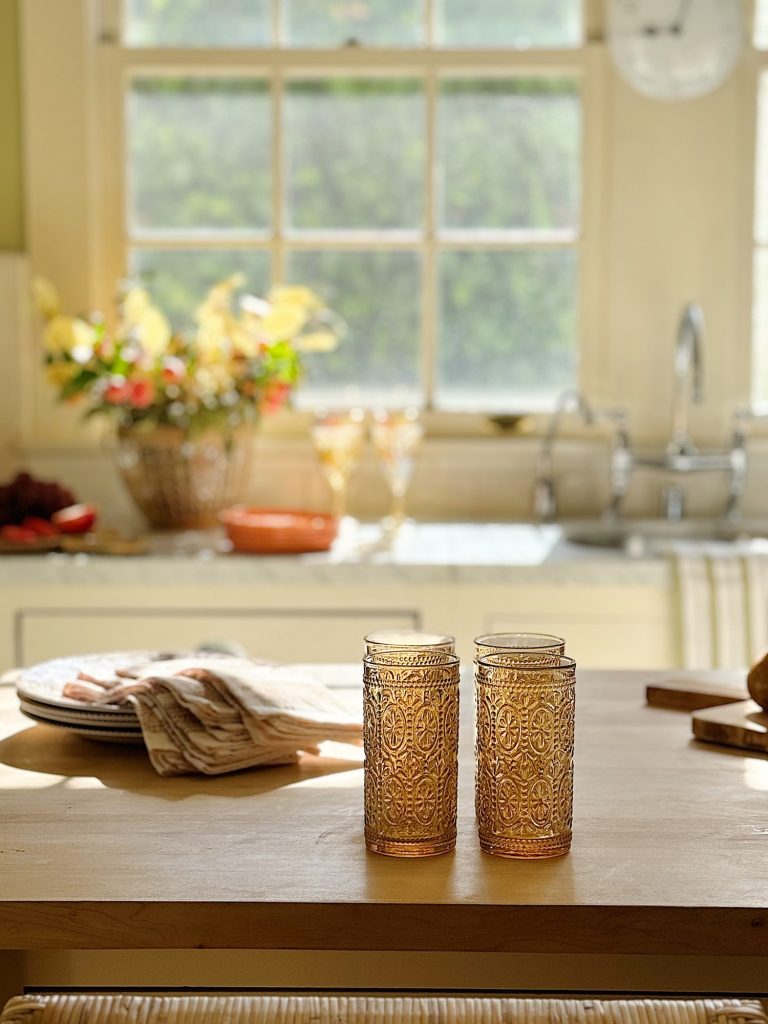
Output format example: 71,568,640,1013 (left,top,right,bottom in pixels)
161,356,186,383
130,379,155,409
262,381,291,414
104,378,131,404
